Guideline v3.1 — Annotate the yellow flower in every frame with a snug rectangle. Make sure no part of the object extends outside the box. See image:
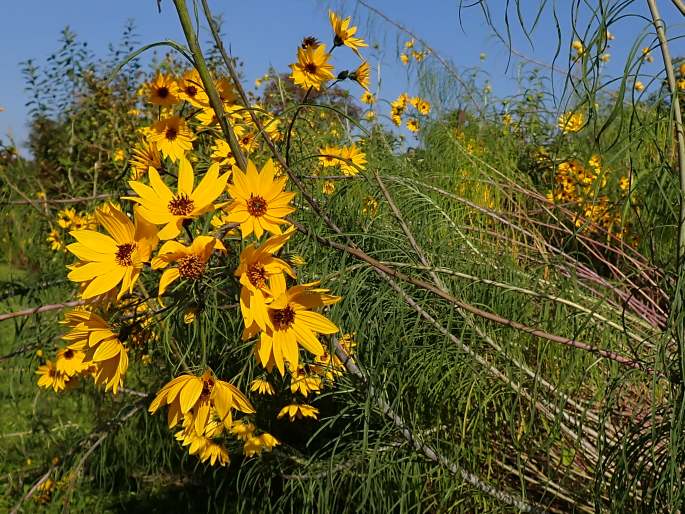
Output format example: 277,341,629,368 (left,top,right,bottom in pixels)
250,378,275,396
290,44,335,91
362,196,379,217
151,235,225,295
34,478,55,505
365,110,375,121
400,53,409,65
361,91,375,104
678,79,685,92
412,50,426,62
572,40,585,56
329,10,367,56
600,53,610,63
322,180,335,195
55,347,88,377
277,403,319,422
236,228,296,336
243,433,279,457
290,367,322,397
634,81,644,92
405,39,415,49
129,141,161,180
642,47,653,63
126,159,229,240
350,61,370,91
47,229,65,252
619,176,630,191
147,73,180,106
149,369,255,433
57,207,77,229
177,69,208,107
148,116,196,162
36,360,67,392
225,159,296,239
406,118,419,133
61,309,129,394
339,145,367,176
67,204,158,300
557,111,584,133
318,145,343,167
256,281,340,375
113,149,125,163
416,99,431,115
